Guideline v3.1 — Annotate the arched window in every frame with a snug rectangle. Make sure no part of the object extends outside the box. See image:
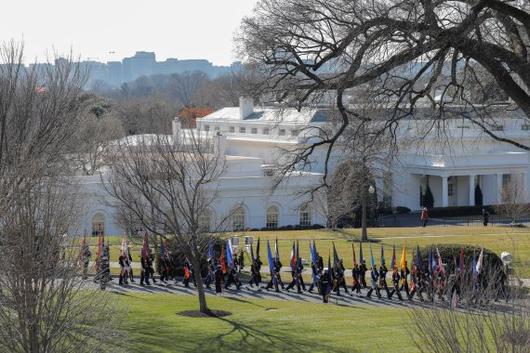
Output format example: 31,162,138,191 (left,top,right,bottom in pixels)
266,206,279,229
232,207,246,231
299,205,312,227
92,212,105,236
199,209,213,232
